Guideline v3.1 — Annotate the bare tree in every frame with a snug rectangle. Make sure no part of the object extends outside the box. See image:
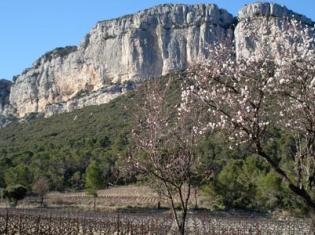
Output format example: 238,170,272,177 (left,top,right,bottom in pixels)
32,177,49,207
130,79,204,235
